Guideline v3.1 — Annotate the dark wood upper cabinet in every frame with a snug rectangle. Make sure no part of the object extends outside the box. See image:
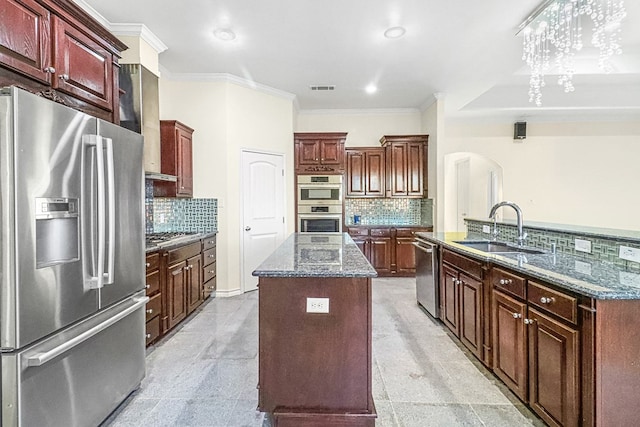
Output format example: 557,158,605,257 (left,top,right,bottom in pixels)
154,120,194,198
380,134,428,198
52,16,113,111
346,148,385,197
0,0,52,84
294,132,346,174
0,0,126,122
